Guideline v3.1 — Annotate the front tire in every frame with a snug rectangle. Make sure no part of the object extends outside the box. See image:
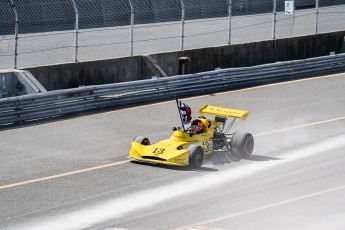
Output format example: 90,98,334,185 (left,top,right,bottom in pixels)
133,136,150,145
188,145,204,168
230,132,254,158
